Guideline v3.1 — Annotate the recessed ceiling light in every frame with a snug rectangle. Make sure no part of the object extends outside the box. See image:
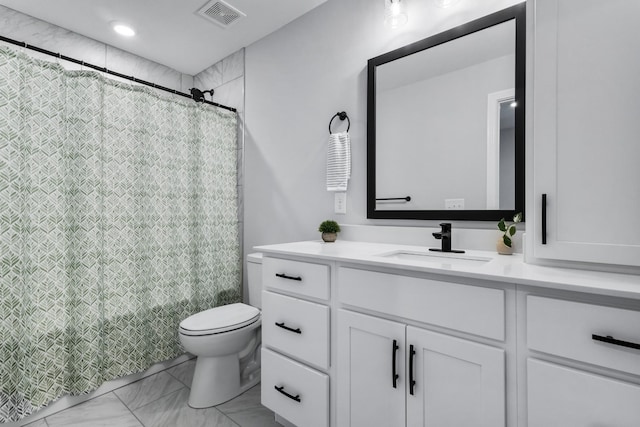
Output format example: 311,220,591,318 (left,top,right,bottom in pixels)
510,101,518,108
112,22,136,37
